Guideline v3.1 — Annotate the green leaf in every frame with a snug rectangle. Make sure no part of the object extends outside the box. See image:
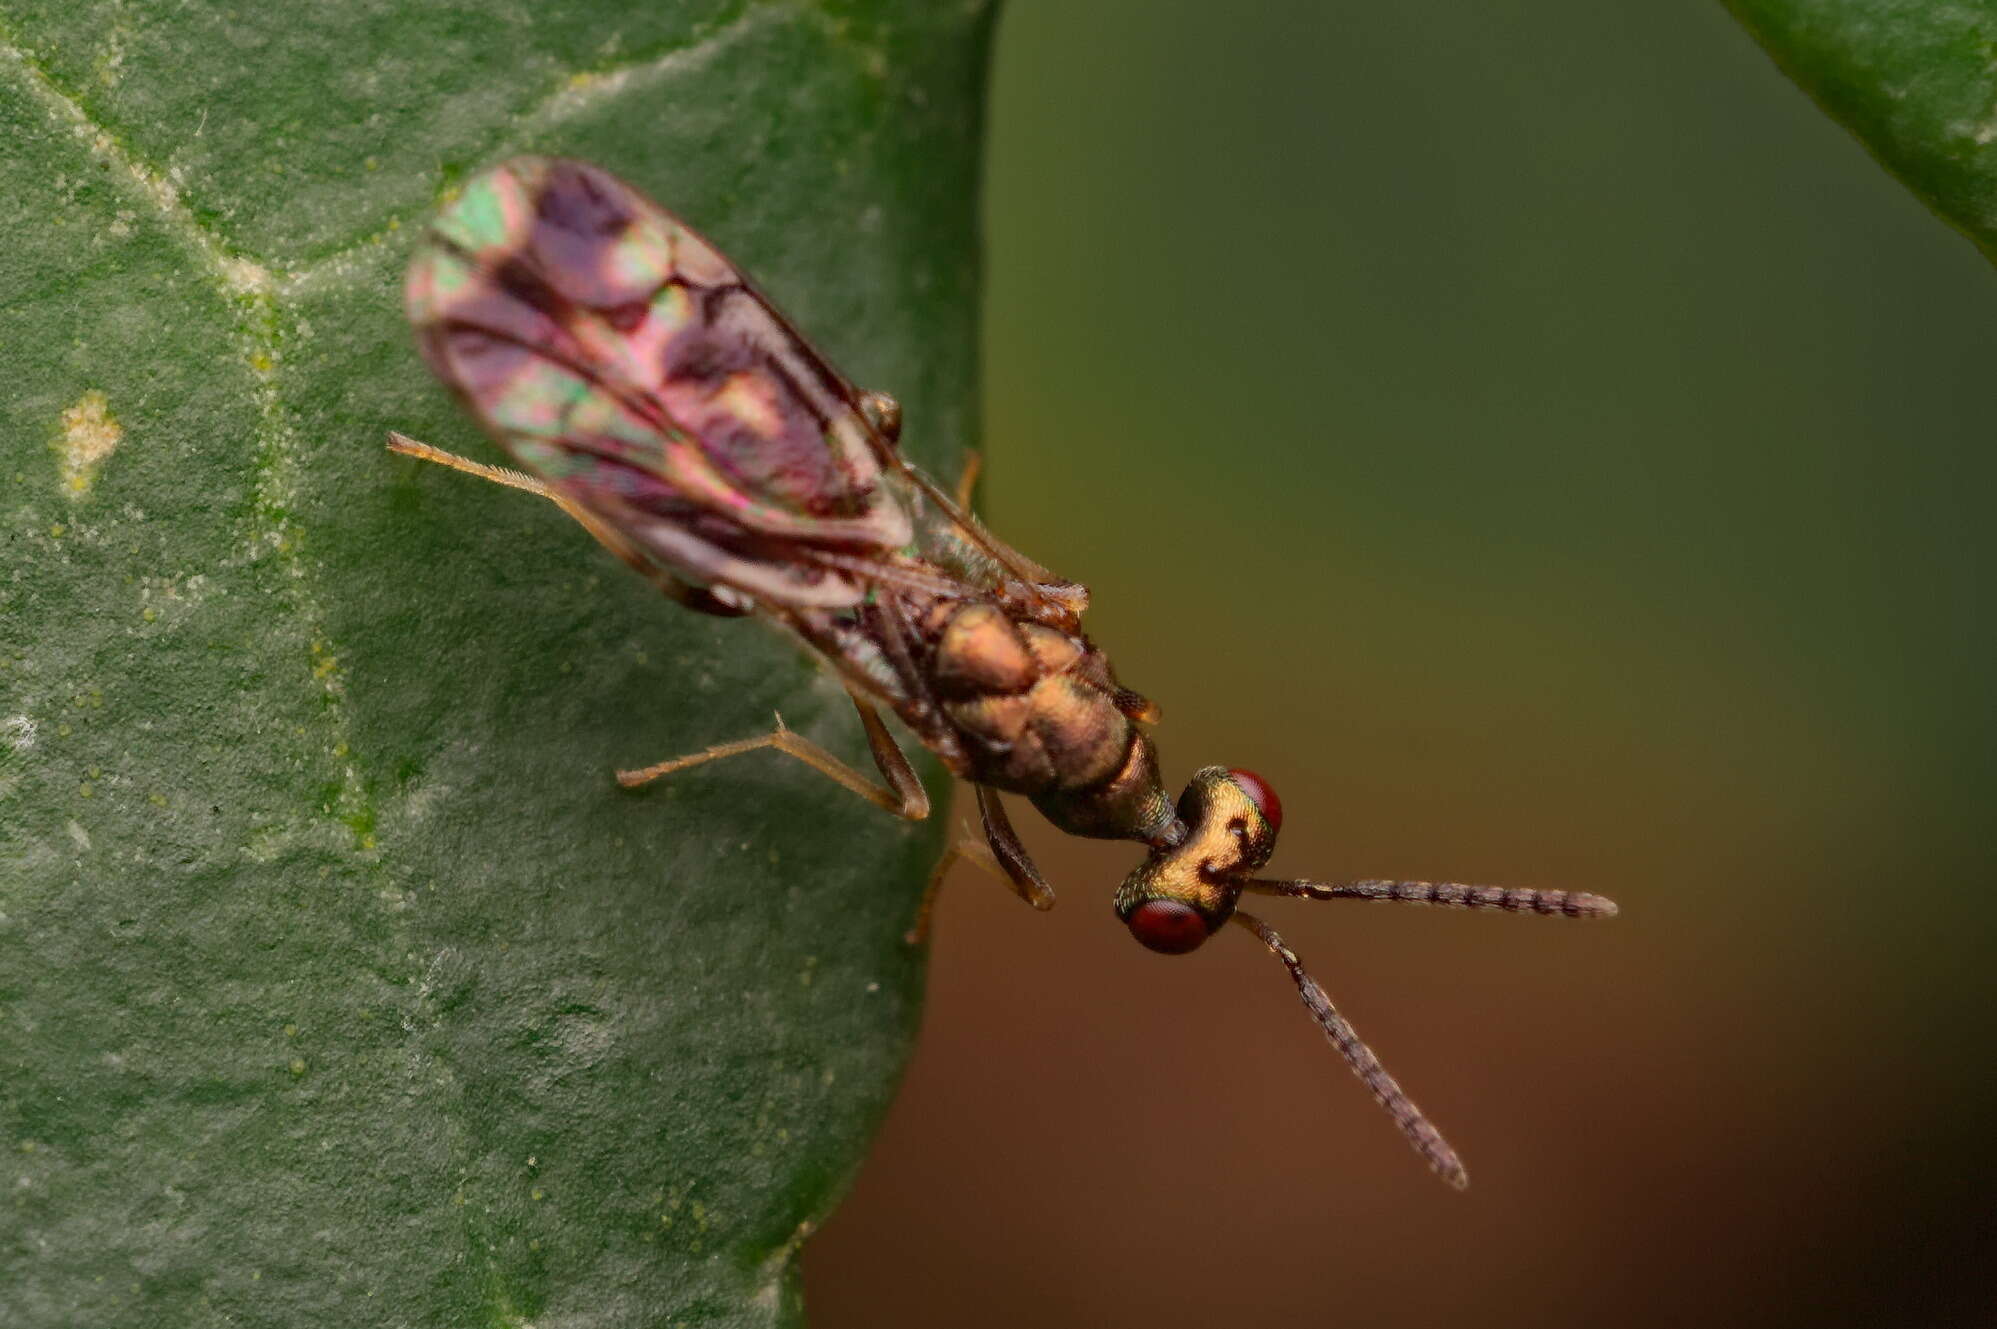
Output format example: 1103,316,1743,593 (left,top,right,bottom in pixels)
1725,0,1997,265
0,2,992,1323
